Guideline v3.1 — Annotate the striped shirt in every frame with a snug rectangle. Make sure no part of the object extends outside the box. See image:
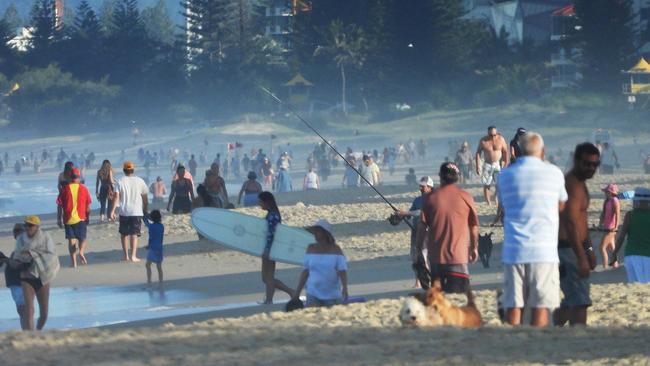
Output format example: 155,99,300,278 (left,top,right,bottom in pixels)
498,157,568,264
